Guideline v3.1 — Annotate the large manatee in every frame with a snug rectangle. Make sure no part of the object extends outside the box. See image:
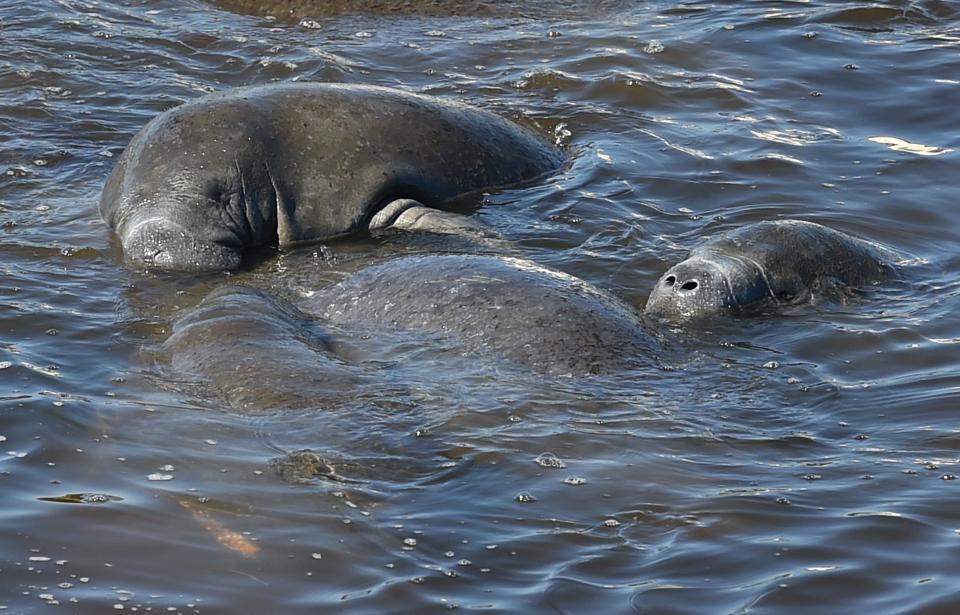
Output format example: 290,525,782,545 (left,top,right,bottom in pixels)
166,255,666,407
164,219,901,413
645,220,897,322
301,254,664,376
101,83,563,271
